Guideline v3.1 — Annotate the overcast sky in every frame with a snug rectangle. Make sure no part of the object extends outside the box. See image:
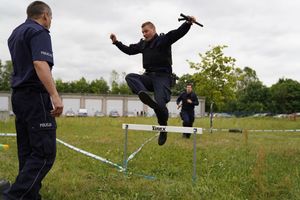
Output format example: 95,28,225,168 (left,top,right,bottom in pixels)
1,0,299,86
